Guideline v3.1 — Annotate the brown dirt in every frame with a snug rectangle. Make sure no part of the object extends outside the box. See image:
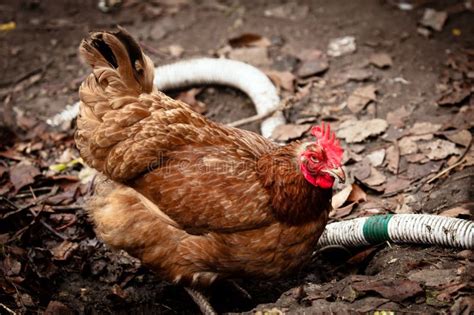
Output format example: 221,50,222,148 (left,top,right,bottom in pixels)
0,0,473,314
